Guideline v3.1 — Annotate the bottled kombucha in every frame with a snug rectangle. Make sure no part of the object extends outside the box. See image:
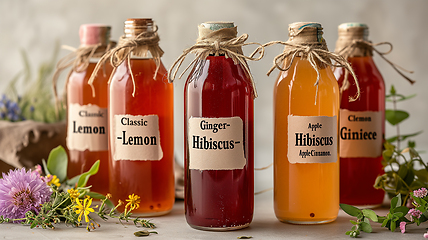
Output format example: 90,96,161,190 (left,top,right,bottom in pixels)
335,23,385,207
108,19,174,216
67,24,112,195
184,22,254,230
273,22,340,224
